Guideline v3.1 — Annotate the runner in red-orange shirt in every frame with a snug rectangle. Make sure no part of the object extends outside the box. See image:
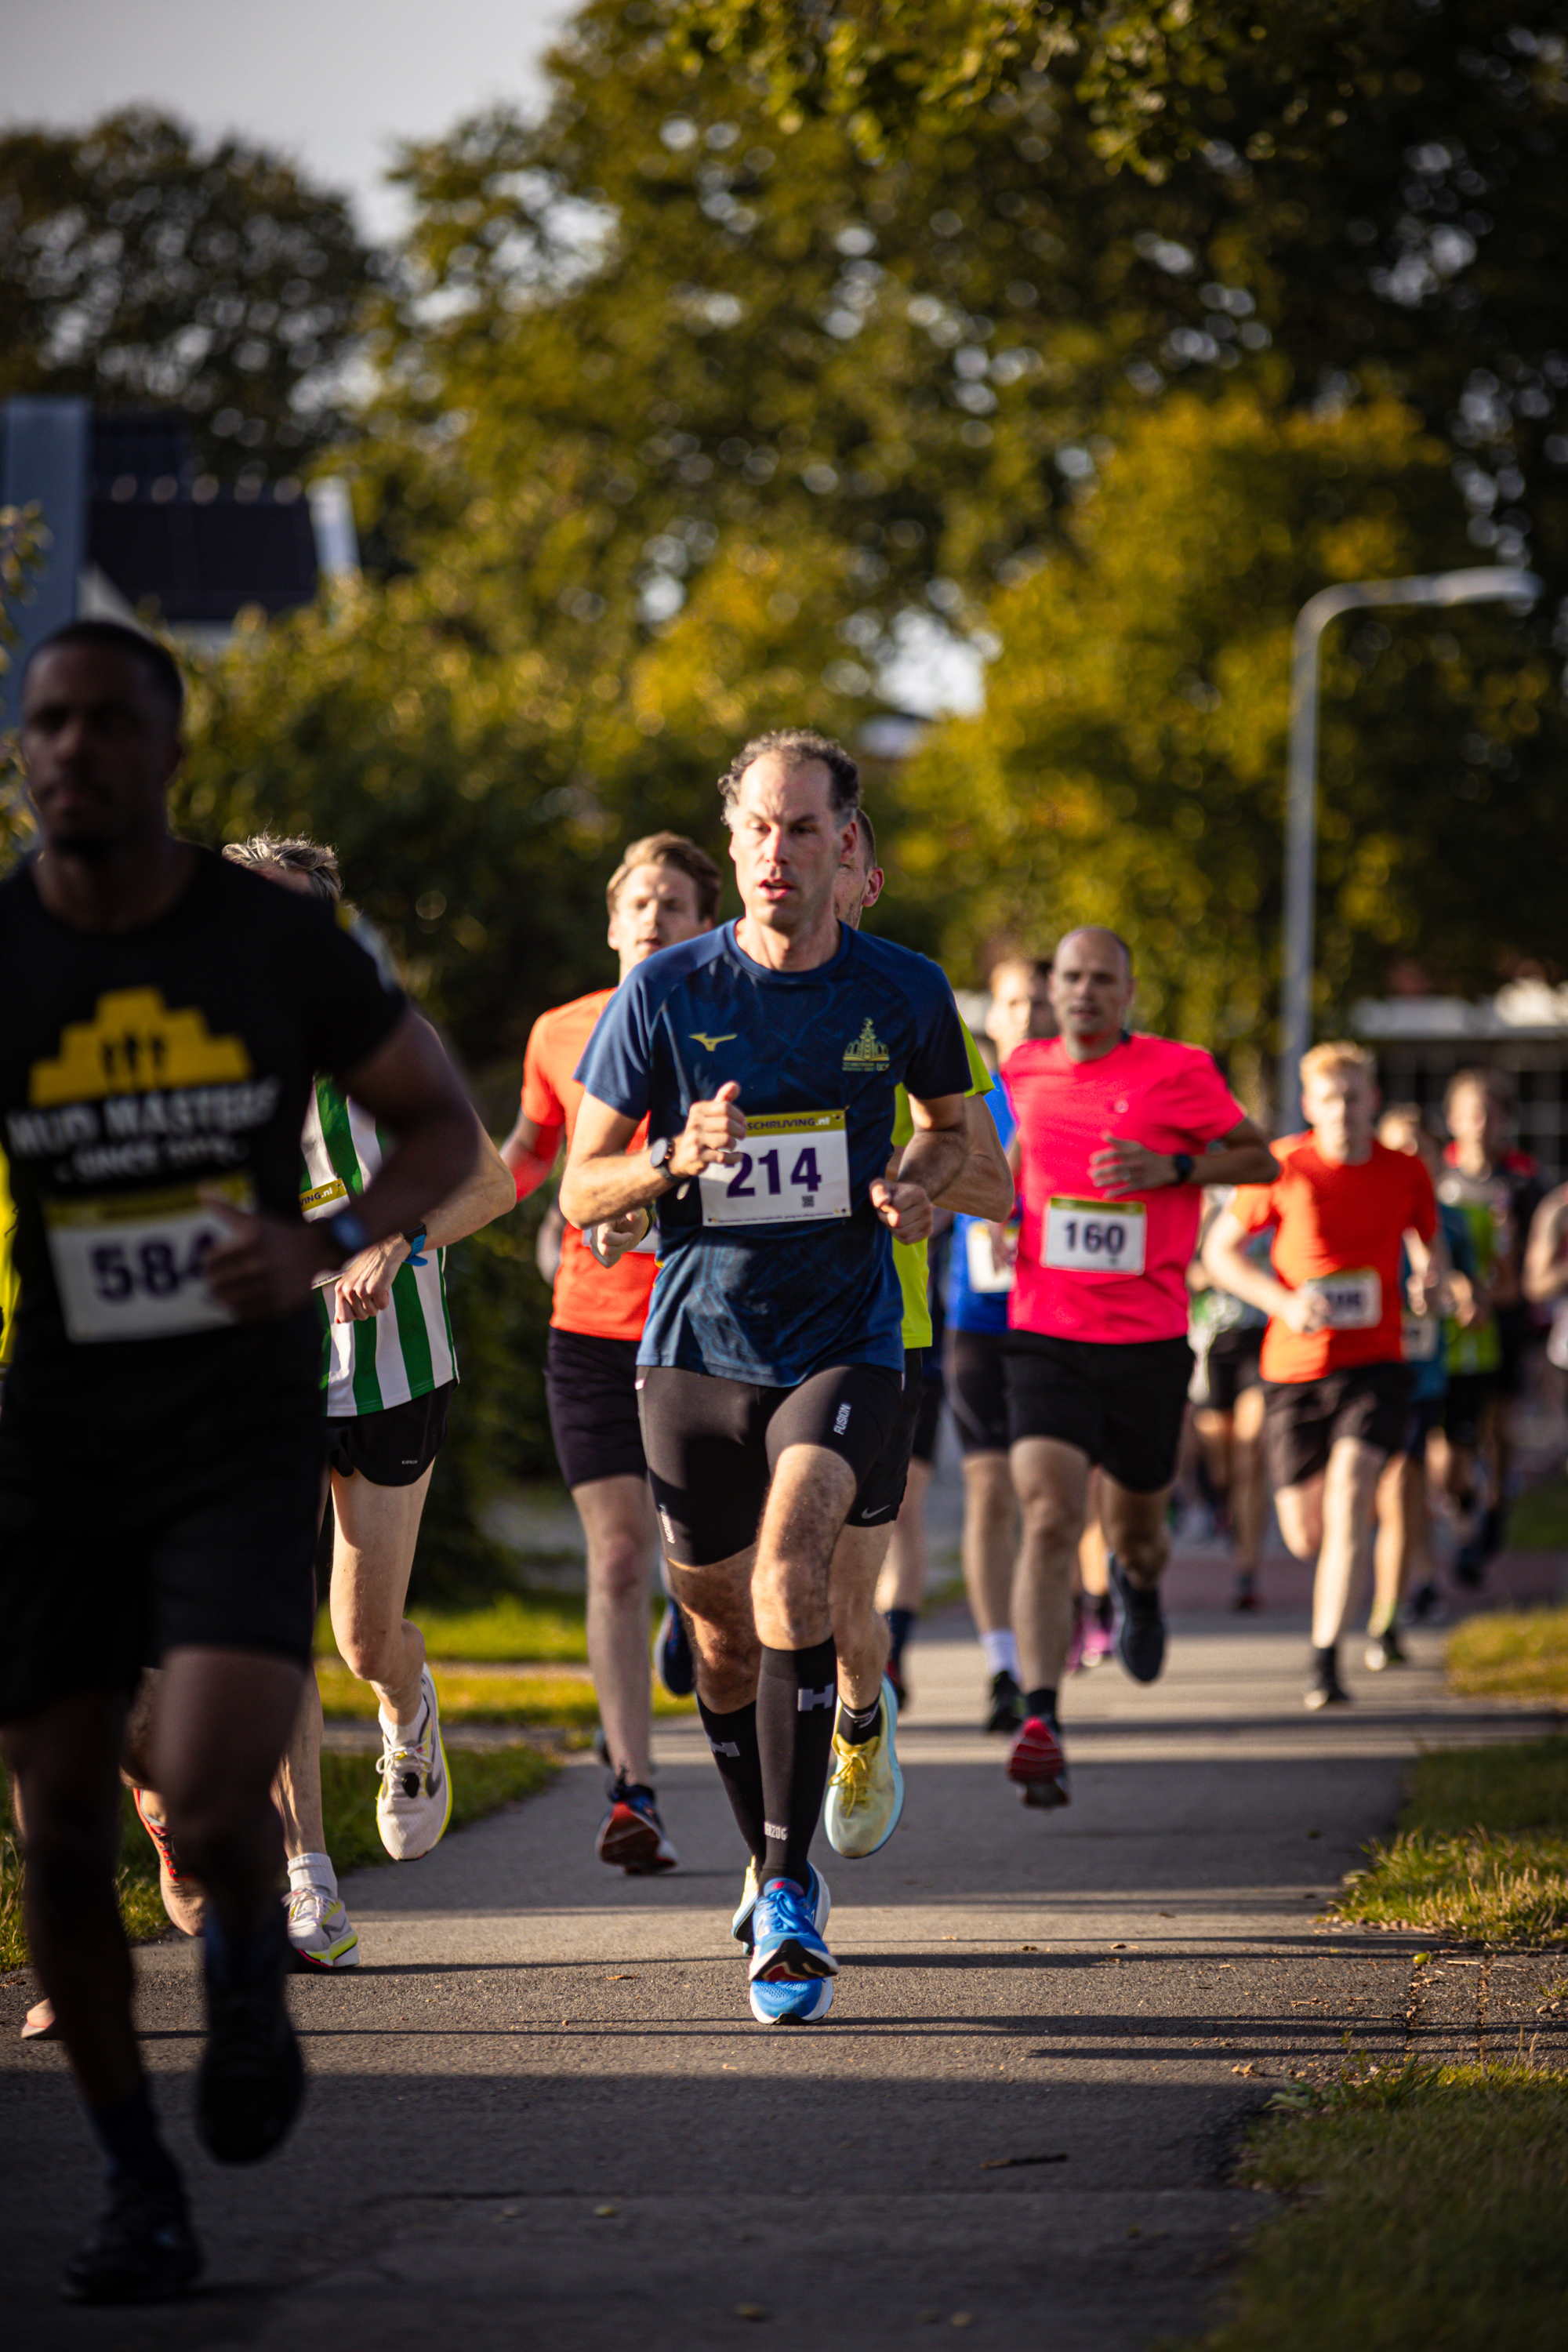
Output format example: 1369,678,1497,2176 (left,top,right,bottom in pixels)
1203,1041,1447,1712
502,833,720,1871
1000,927,1276,1807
